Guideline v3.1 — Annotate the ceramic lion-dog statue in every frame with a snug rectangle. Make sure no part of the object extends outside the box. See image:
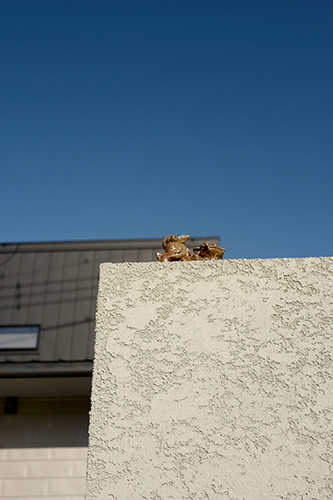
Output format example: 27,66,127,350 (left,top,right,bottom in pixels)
193,241,225,260
156,235,225,262
156,235,193,262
